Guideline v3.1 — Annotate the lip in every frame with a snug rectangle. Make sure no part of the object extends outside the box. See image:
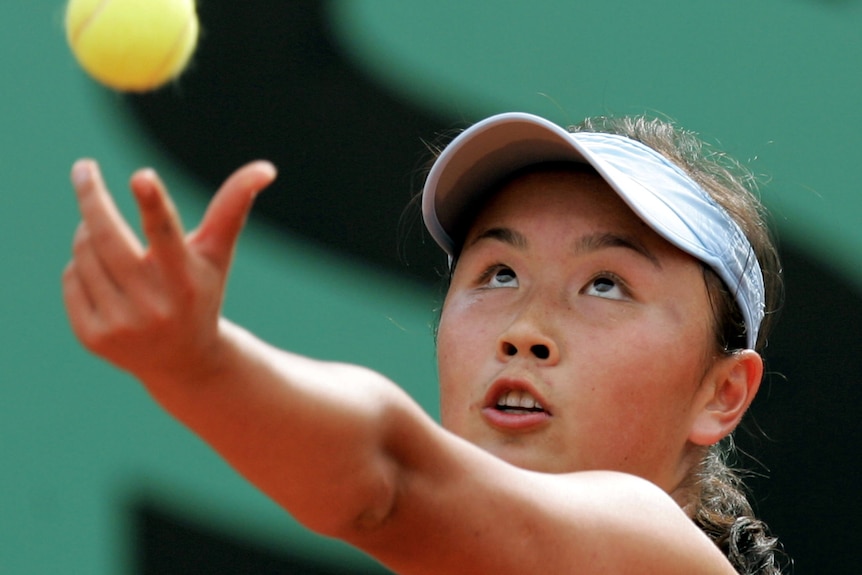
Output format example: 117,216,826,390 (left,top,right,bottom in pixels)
482,377,552,432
